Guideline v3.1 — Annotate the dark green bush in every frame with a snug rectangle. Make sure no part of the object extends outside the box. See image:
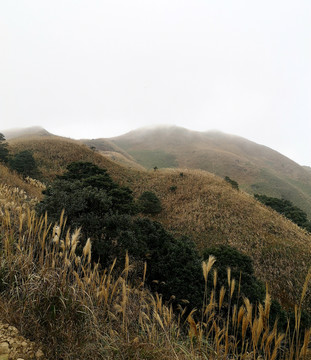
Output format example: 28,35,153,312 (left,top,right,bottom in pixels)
224,176,239,190
9,150,38,178
203,244,265,305
0,133,9,163
202,245,300,332
36,162,203,310
129,219,204,309
87,215,204,310
138,191,162,215
254,194,311,231
36,162,136,248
